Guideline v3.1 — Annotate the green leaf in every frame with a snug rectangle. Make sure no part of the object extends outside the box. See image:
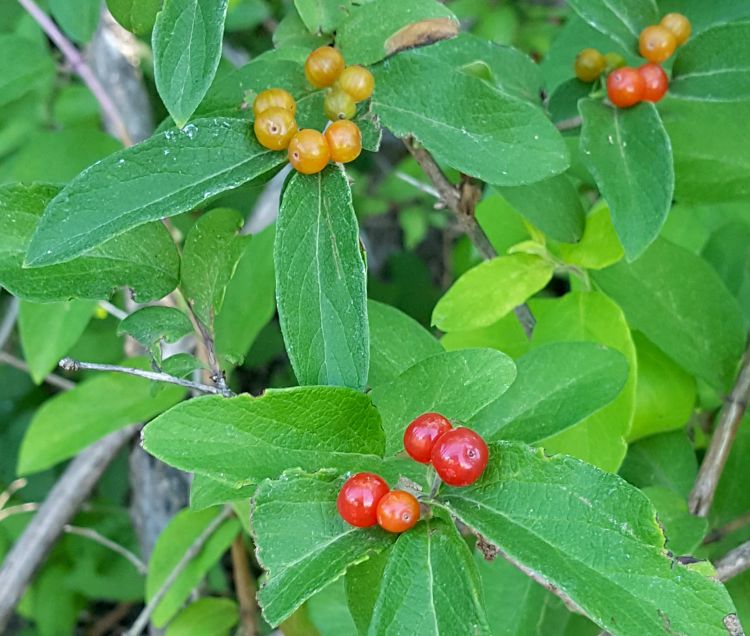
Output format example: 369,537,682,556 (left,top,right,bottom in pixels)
592,238,746,391
432,254,554,332
275,166,368,390
214,224,276,363
336,0,458,66
0,35,55,109
49,0,100,43
529,291,636,472
143,386,384,487
25,118,285,267
161,353,204,378
565,0,658,52
578,99,674,260
472,341,628,444
367,519,490,636
153,0,228,127
371,50,569,187
117,306,193,359
294,0,350,34
181,208,248,326
367,299,442,388
496,174,585,243
252,471,395,626
370,349,516,455
619,431,698,500
307,578,358,635
147,508,240,627
557,201,624,271
107,0,163,35
18,359,185,474
0,184,180,302
671,22,750,102
190,474,254,510
345,551,388,636
629,331,696,442
166,598,238,636
439,442,737,636
19,299,96,384
642,486,707,556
